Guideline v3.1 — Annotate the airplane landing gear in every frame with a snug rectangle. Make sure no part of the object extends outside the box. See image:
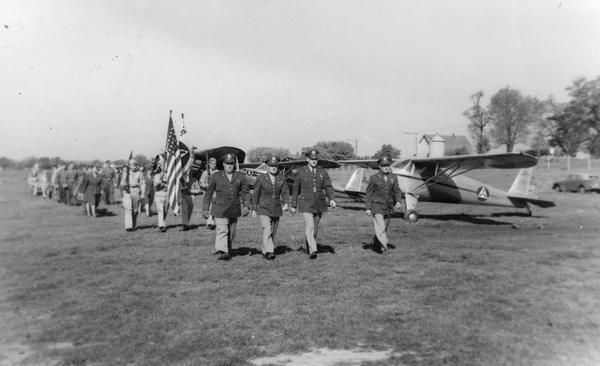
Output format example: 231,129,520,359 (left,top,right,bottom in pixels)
405,210,419,223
